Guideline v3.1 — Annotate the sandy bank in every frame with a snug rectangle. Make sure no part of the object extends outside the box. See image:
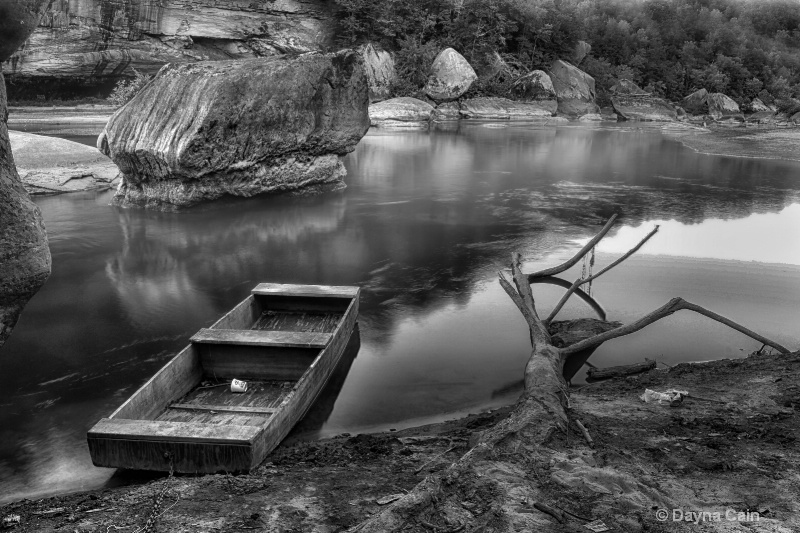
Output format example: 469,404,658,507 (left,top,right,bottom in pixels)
9,131,119,195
